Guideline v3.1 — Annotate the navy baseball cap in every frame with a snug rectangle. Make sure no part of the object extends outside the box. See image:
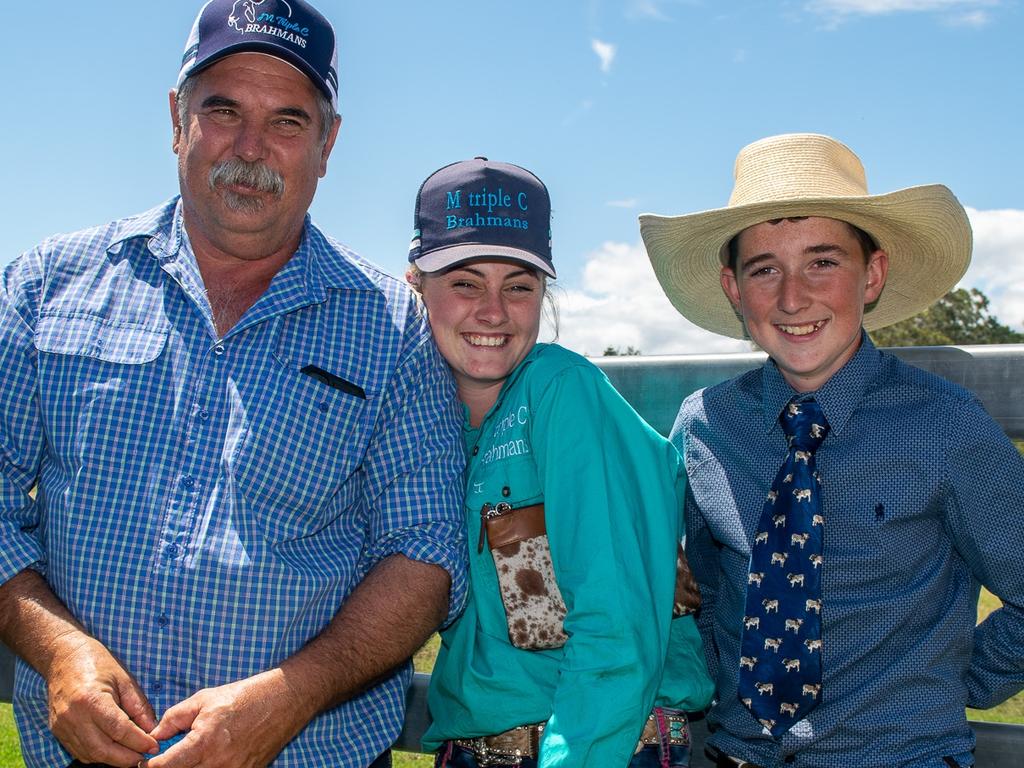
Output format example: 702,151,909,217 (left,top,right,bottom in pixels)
177,0,339,112
409,158,556,278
